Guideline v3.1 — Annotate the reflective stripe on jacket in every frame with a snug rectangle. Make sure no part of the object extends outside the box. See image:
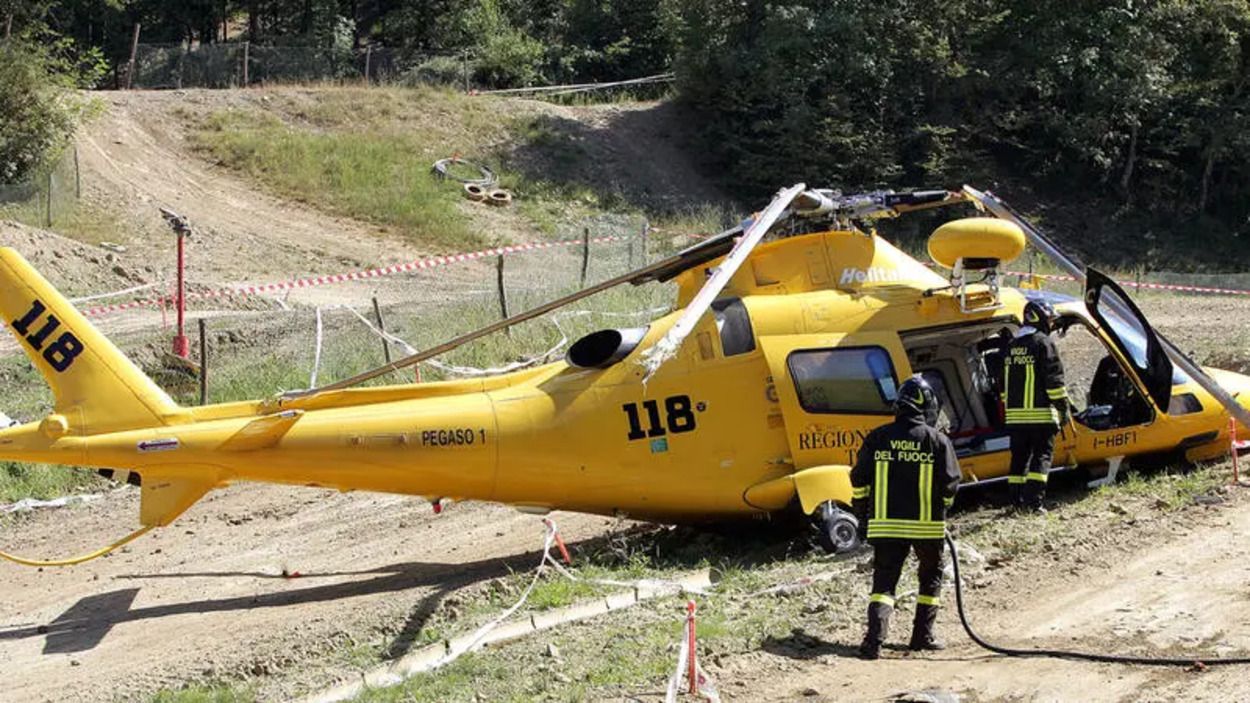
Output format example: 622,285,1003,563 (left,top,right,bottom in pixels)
849,416,962,542
1002,330,1067,426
